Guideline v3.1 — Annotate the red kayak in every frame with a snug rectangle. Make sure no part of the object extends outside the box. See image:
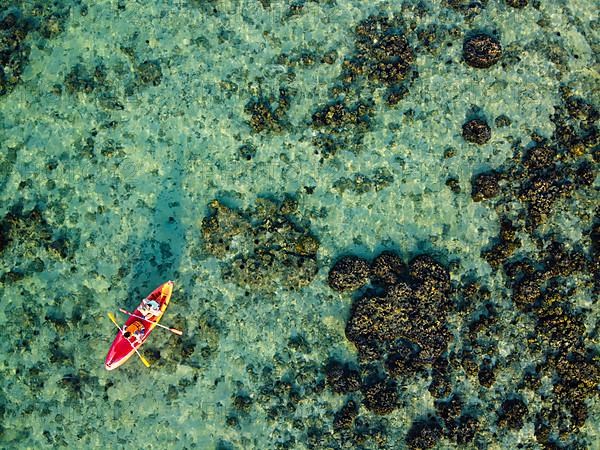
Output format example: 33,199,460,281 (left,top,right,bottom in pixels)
105,281,174,370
